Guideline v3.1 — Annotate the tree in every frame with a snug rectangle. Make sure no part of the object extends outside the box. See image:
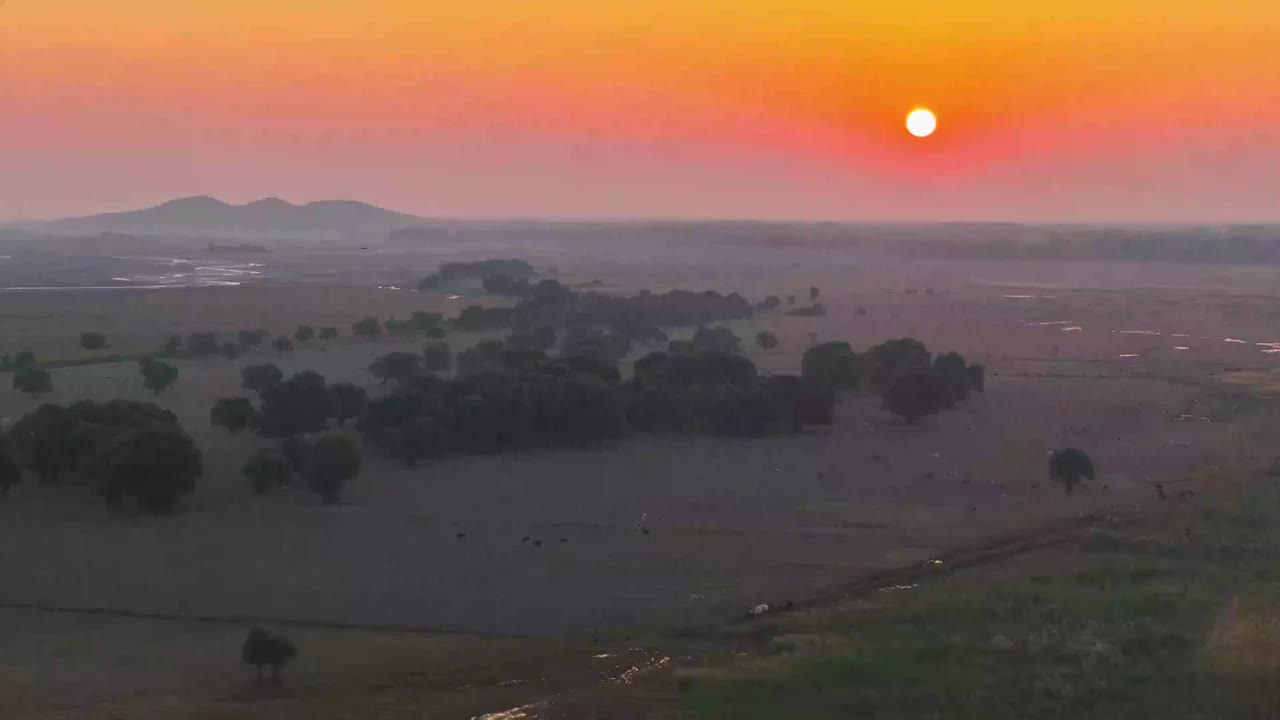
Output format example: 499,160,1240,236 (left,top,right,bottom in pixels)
272,337,294,353
187,332,219,356
318,326,339,340
370,351,422,384
211,397,257,435
237,329,268,349
755,331,779,352
761,295,781,310
12,367,52,396
257,371,331,437
328,382,367,426
241,628,297,684
801,342,861,390
1049,448,1095,495
786,295,796,305
352,317,382,336
243,451,291,494
89,426,202,513
0,439,21,495
423,342,452,372
932,352,971,403
294,325,315,342
425,326,446,340
280,435,310,473
8,405,79,482
138,357,179,395
866,338,932,396
163,335,182,355
80,332,108,350
809,286,820,301
691,326,740,354
883,369,951,424
14,351,36,370
305,433,360,503
241,363,283,394
967,364,986,393
220,341,241,360
388,417,449,467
